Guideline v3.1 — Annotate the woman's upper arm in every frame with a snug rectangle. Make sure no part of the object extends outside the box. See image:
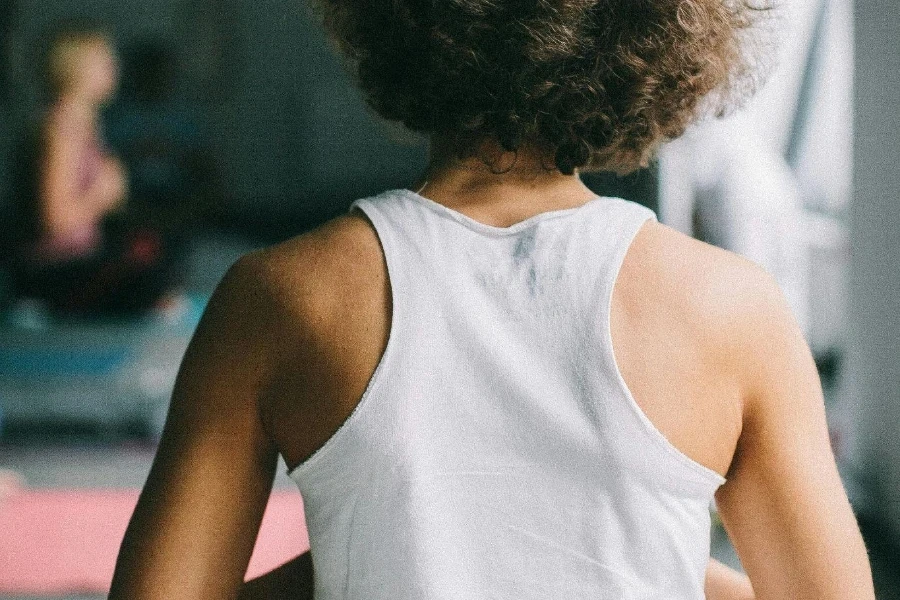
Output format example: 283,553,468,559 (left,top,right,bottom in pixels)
715,269,874,600
110,253,290,599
